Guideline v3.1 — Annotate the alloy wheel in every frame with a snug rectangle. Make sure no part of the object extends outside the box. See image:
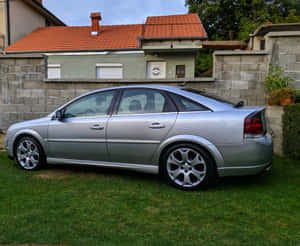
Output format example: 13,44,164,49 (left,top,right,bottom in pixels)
166,147,207,188
17,139,40,170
